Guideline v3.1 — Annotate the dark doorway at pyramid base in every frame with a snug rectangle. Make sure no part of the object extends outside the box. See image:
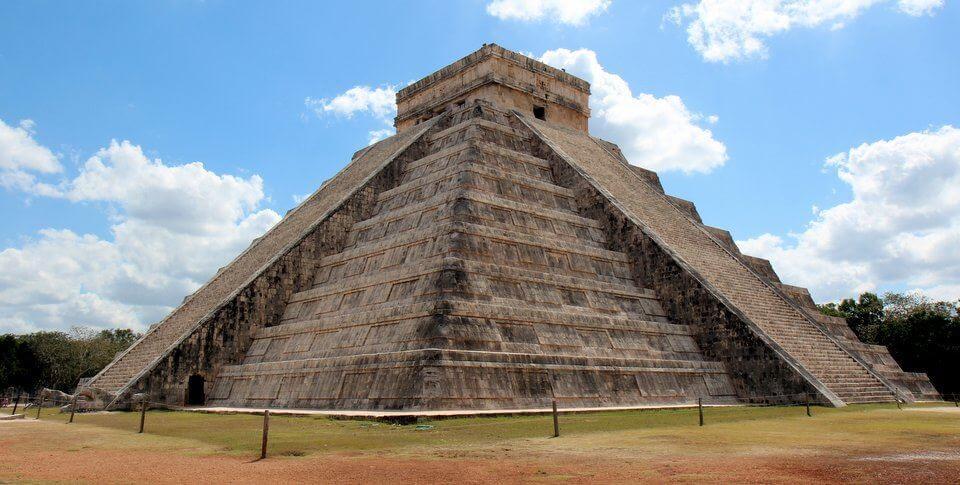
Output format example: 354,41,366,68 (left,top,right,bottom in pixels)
186,375,205,406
